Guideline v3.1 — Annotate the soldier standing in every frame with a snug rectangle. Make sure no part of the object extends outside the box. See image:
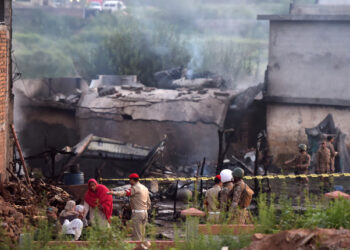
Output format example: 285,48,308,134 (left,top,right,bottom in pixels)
204,175,222,223
229,167,253,224
219,169,234,218
326,136,338,173
316,141,331,192
284,144,311,194
108,173,151,243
